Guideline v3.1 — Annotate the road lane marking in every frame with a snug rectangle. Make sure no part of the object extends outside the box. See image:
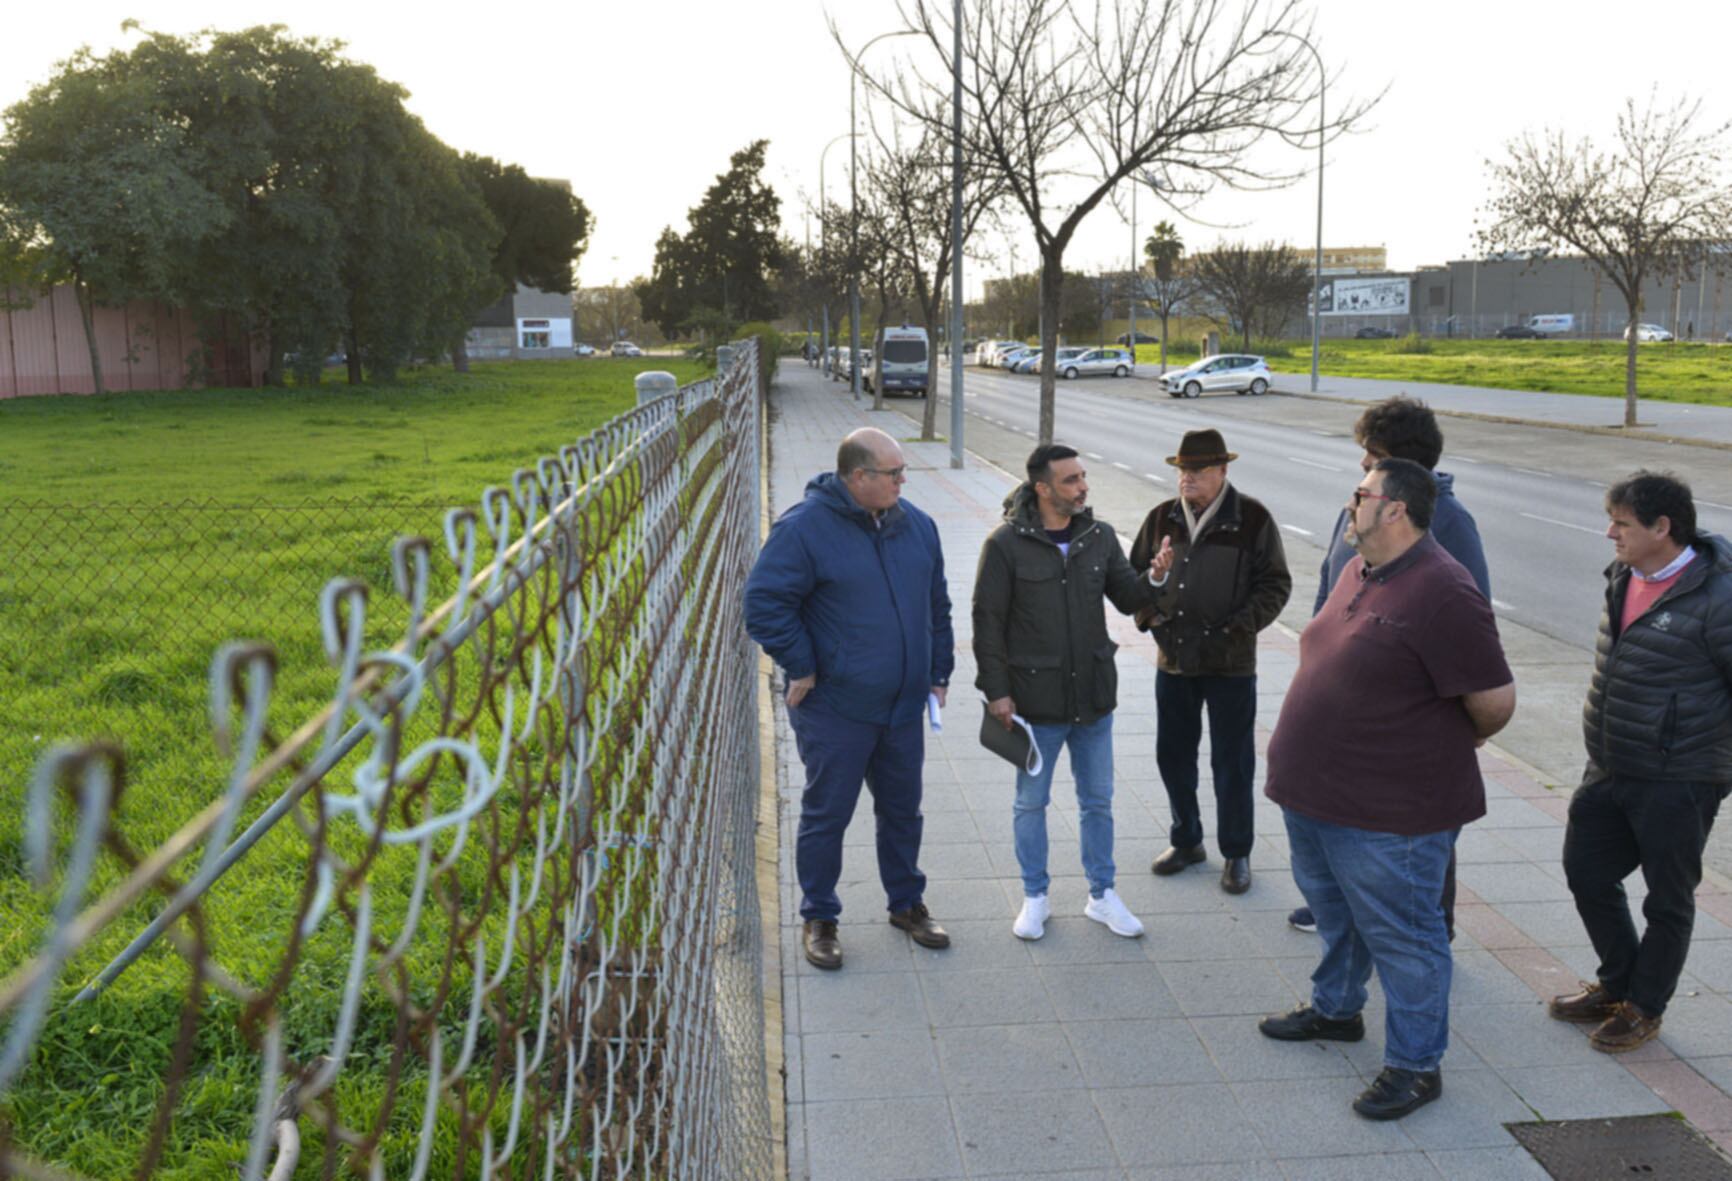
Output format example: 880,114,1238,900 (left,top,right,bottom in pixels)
1086,451,1104,460
1701,500,1732,512
1143,472,1167,484
1514,467,1552,478
1281,524,1315,536
1520,511,1602,535
1456,456,1481,463
1112,461,1131,471
1309,429,1335,437
1492,599,1515,611
1286,457,1346,472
